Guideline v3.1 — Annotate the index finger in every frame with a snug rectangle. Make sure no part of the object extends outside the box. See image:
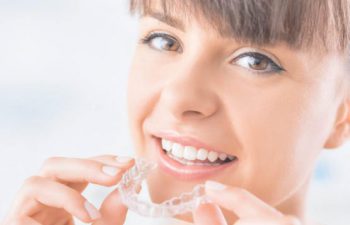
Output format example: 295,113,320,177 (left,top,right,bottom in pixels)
193,203,227,225
93,188,128,225
38,156,134,189
204,181,283,220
